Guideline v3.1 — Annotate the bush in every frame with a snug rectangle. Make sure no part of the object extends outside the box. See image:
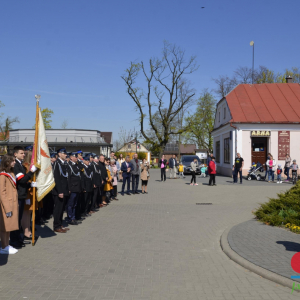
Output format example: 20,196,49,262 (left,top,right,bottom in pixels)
137,152,147,160
253,181,300,226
